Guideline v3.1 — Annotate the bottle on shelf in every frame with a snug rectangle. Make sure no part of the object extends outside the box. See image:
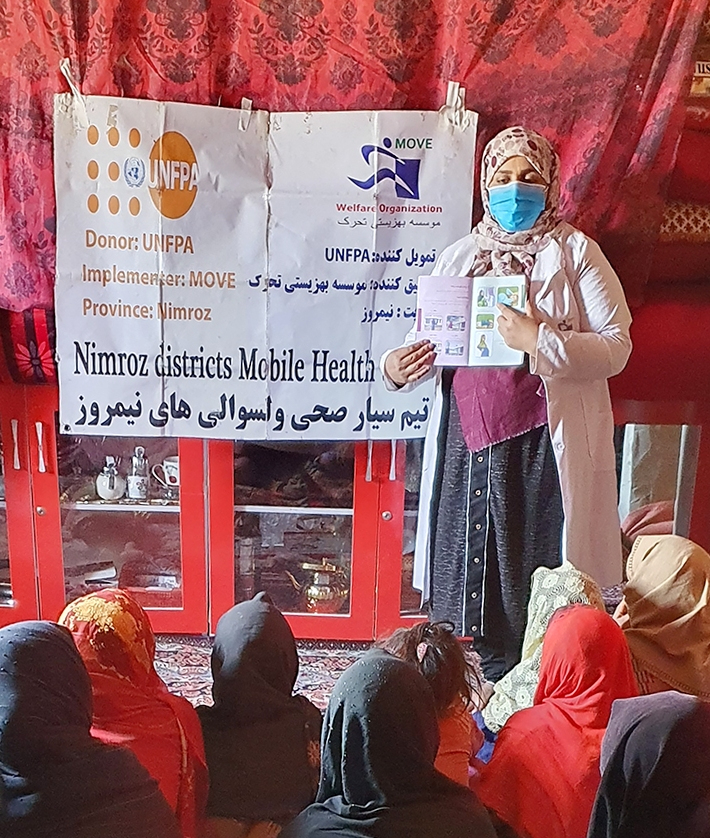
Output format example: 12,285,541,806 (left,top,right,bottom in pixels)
127,446,149,500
